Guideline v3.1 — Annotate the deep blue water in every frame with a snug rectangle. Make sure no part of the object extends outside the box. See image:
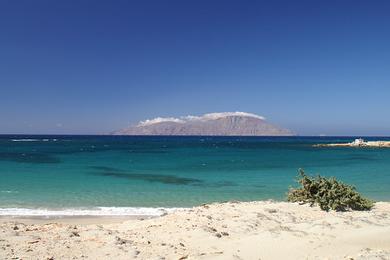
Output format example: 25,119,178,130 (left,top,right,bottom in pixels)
1,135,390,211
